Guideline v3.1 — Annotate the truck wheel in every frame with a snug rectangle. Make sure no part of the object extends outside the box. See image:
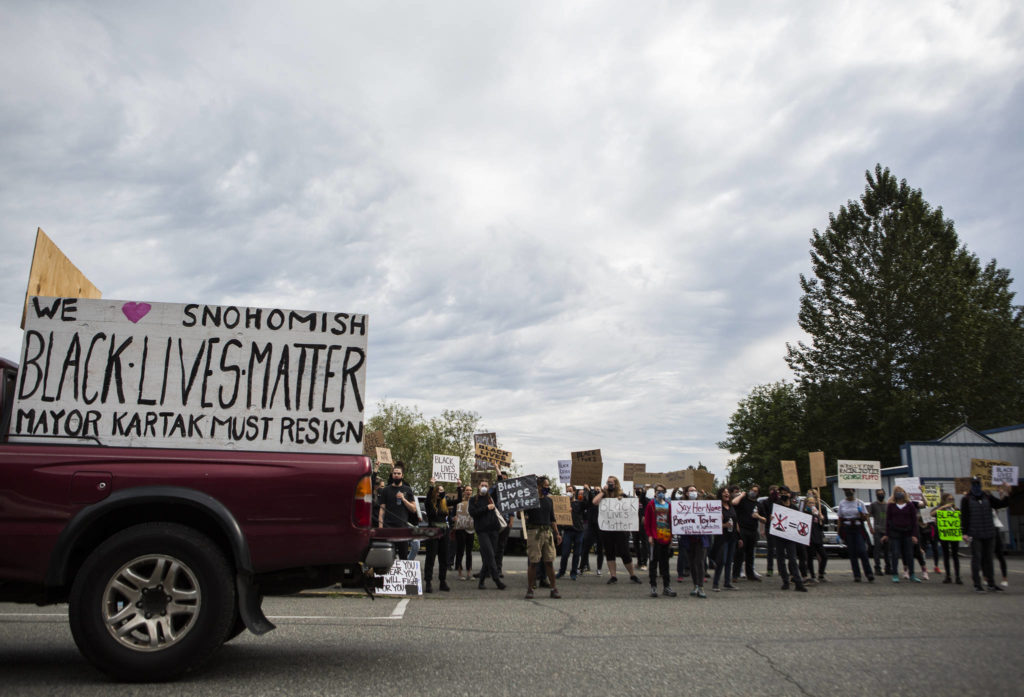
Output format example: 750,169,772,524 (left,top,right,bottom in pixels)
68,523,236,682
